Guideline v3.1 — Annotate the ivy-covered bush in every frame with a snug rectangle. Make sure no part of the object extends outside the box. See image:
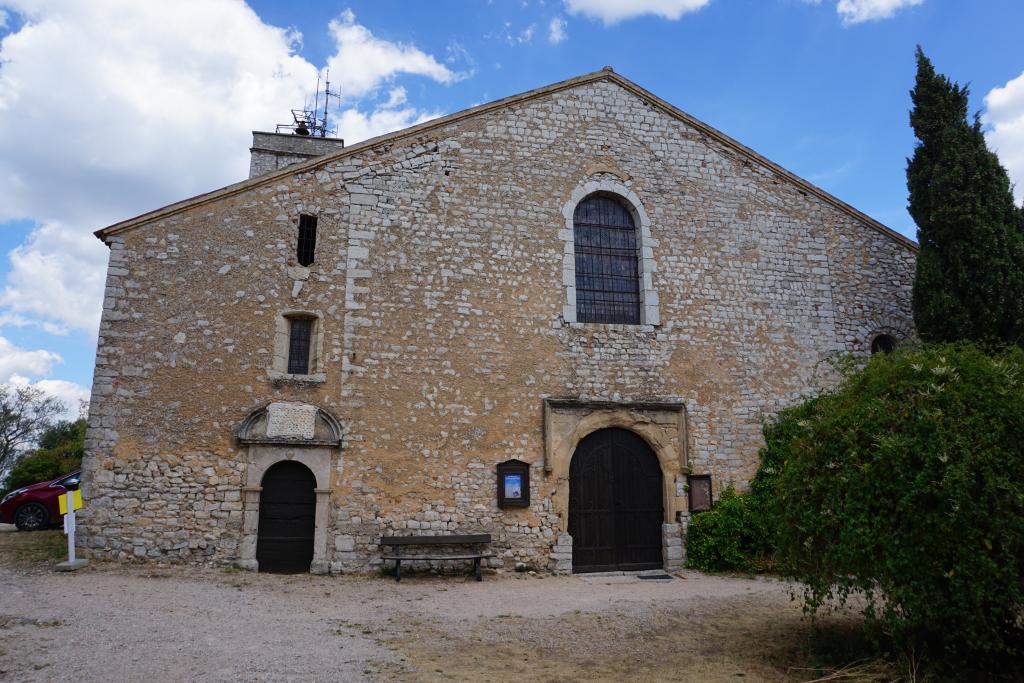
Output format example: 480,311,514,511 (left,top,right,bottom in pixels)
684,408,799,573
769,343,1024,666
685,486,774,572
